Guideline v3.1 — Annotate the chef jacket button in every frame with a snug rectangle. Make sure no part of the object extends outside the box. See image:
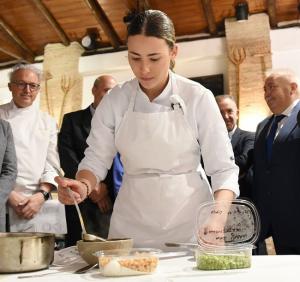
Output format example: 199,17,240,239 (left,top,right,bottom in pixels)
230,156,234,161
